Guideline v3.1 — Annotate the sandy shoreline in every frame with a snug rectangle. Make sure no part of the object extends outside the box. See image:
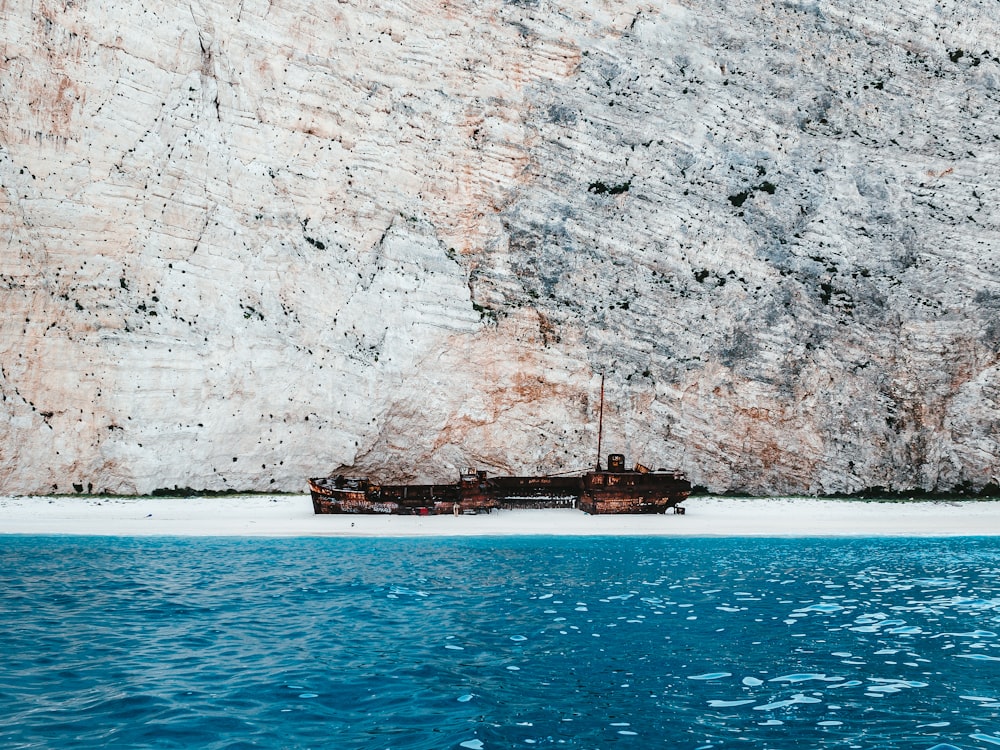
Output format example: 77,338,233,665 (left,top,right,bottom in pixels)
1,494,999,537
